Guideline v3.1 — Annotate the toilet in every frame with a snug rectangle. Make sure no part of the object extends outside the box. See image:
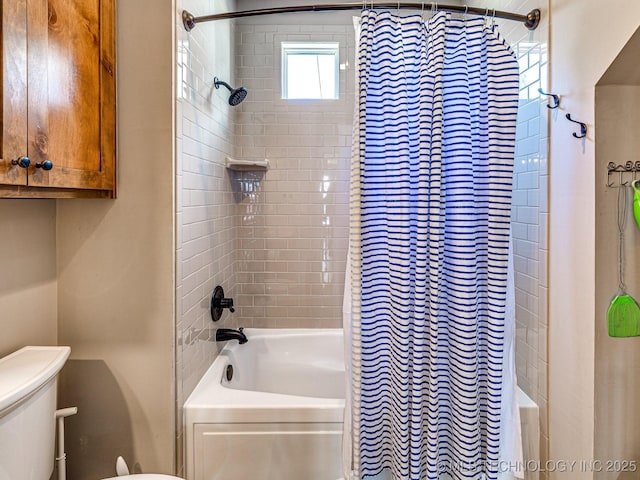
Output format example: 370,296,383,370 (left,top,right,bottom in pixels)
0,346,182,480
